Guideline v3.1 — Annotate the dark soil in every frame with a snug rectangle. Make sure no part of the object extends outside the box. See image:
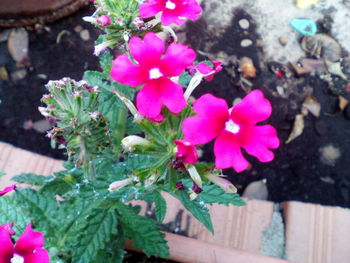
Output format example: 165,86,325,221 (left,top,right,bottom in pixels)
1,4,350,211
